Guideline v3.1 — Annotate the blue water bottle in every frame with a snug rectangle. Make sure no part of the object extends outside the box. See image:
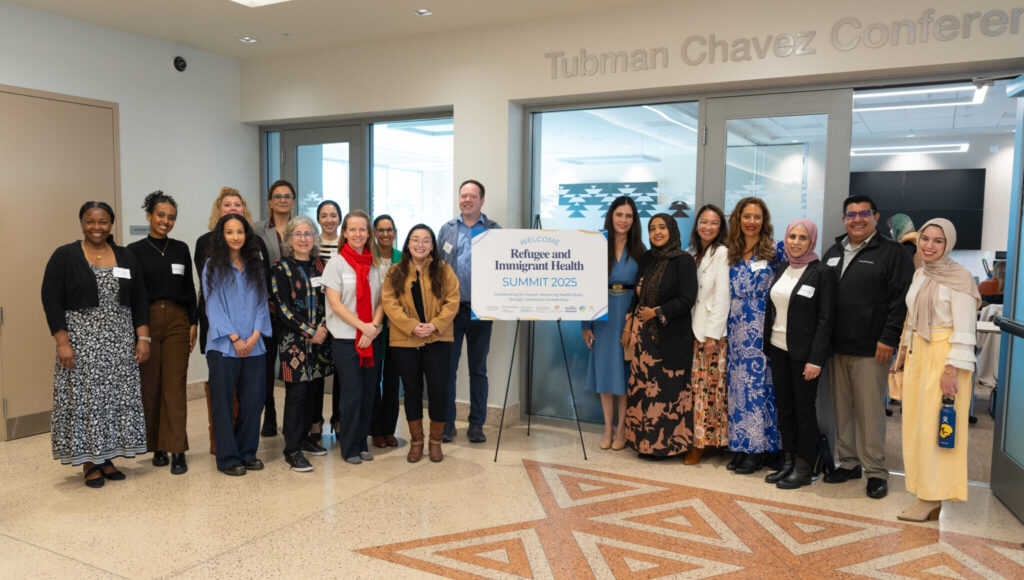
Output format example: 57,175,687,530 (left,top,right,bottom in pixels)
938,397,956,449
